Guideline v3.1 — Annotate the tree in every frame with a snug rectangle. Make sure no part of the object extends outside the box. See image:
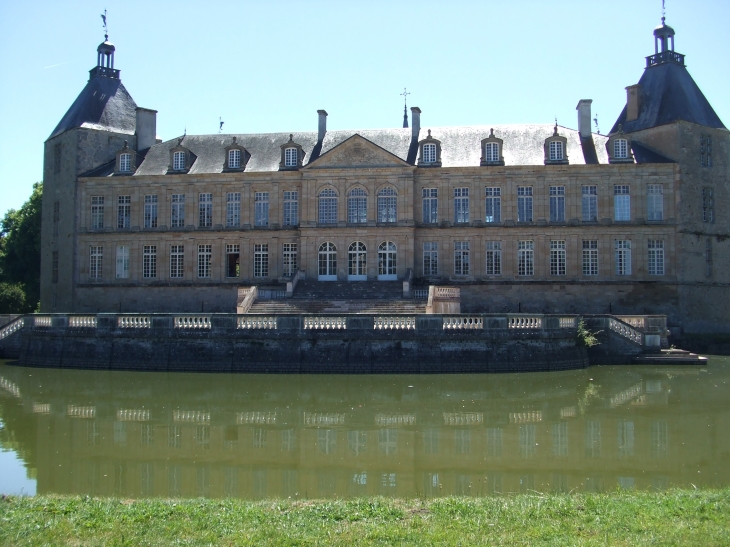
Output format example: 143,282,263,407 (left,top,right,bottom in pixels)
0,182,42,312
